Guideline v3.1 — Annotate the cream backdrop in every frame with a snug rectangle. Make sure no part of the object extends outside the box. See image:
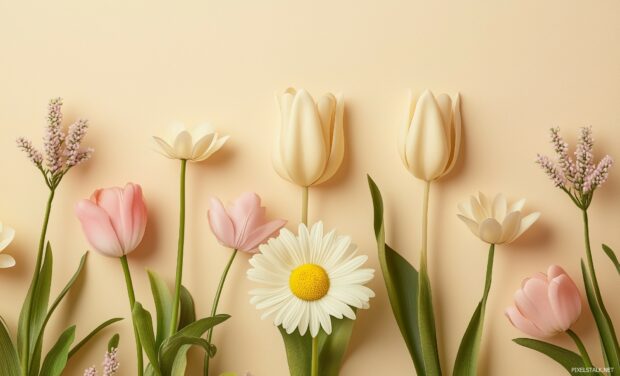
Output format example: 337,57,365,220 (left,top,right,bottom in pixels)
1,1,620,375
